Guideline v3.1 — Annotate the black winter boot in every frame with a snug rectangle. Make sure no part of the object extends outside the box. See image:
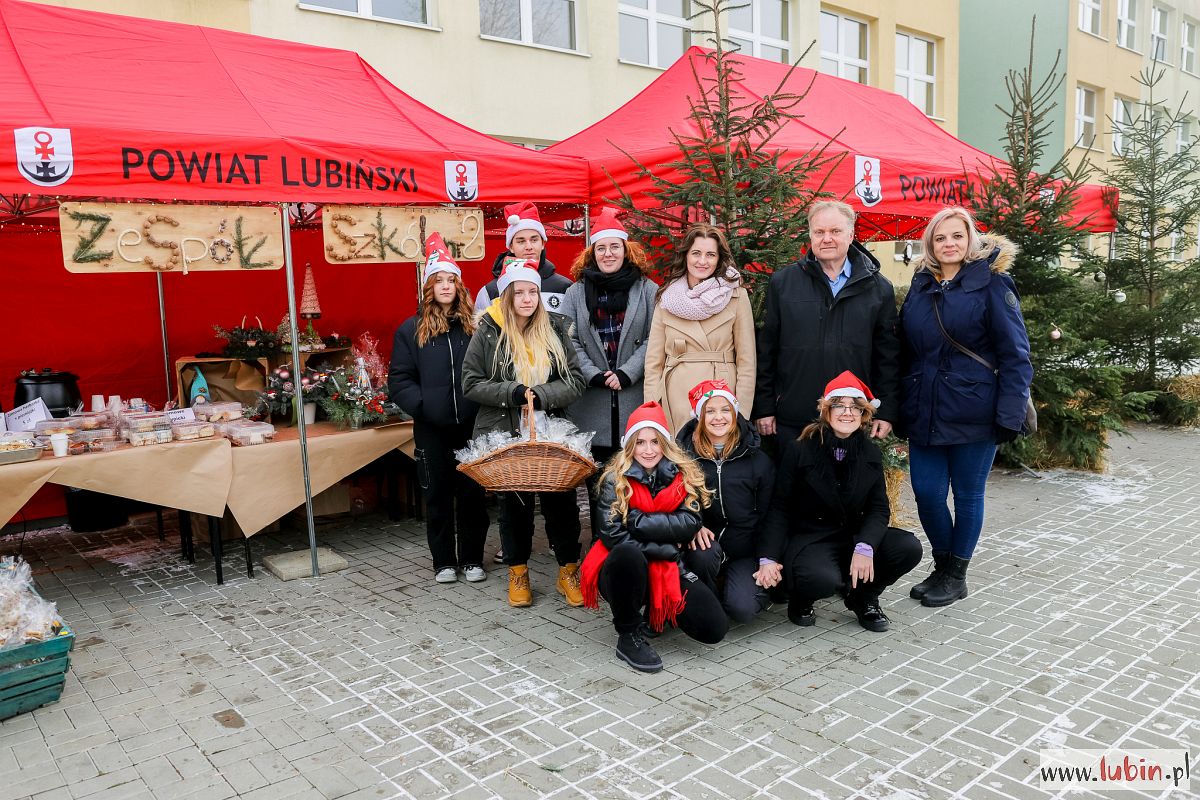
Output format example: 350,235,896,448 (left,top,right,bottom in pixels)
845,591,891,632
616,631,663,673
909,551,949,600
787,599,815,626
921,555,969,607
